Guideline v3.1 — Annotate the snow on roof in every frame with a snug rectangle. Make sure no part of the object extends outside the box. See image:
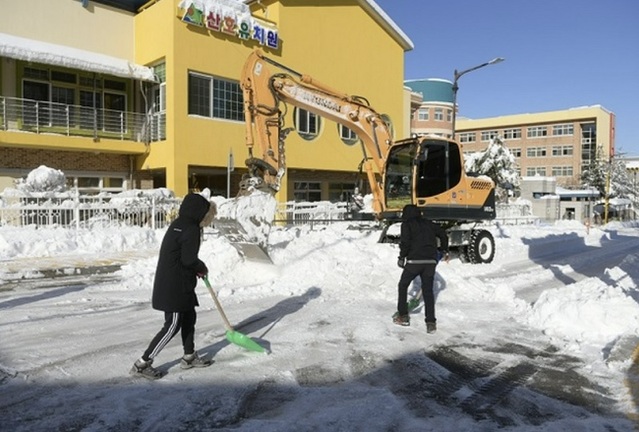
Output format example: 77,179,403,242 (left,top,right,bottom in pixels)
626,160,639,170
364,0,414,51
556,186,599,198
0,32,156,82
